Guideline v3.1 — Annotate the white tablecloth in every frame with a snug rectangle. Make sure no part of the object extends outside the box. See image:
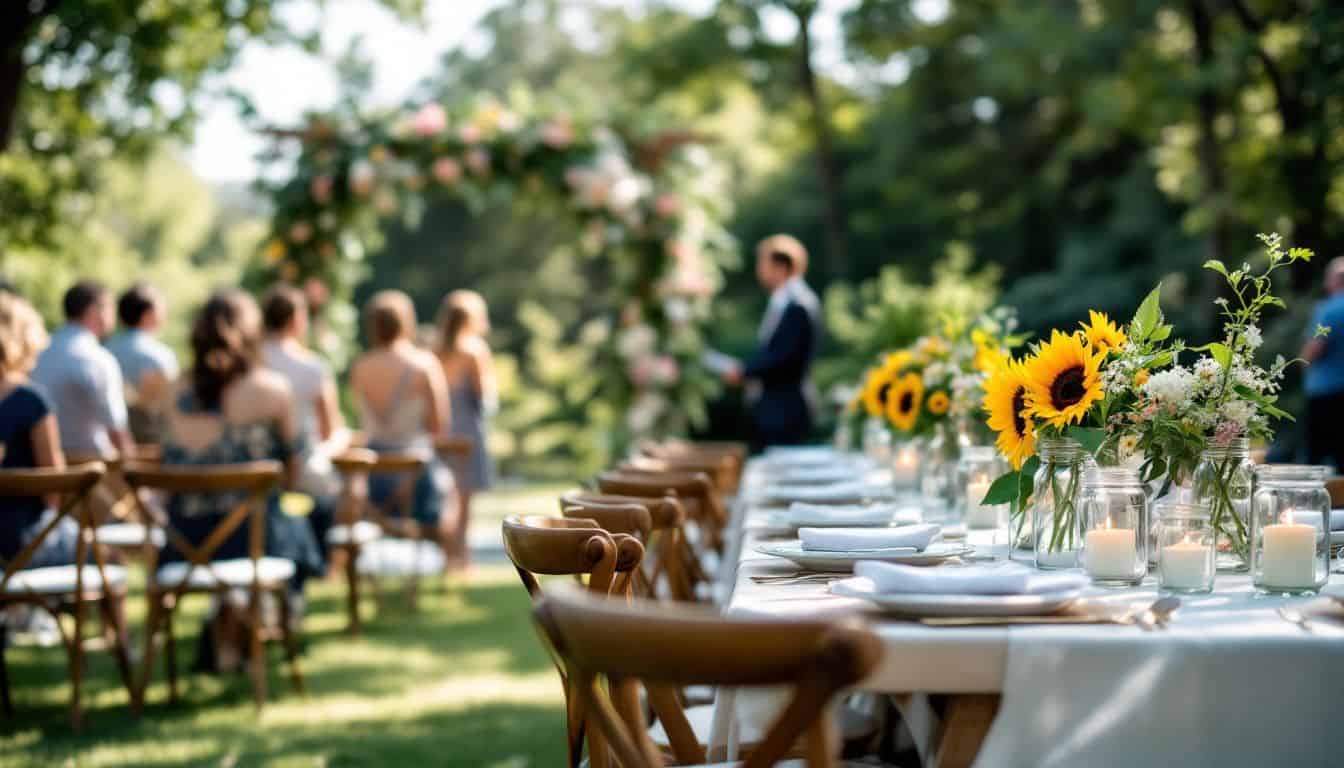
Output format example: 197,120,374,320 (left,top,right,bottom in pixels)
715,456,1344,767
